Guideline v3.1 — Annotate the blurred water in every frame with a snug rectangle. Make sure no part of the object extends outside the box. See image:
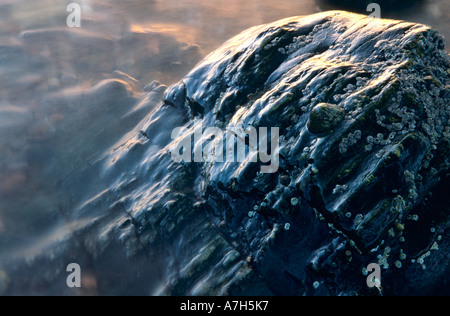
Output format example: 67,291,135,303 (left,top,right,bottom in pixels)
0,0,449,295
